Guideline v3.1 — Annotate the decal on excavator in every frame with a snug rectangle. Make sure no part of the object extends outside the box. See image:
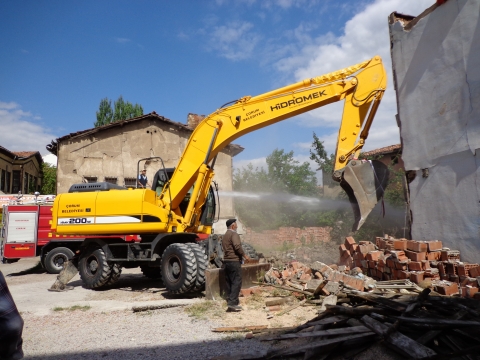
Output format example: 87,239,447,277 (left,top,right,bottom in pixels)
270,90,327,111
